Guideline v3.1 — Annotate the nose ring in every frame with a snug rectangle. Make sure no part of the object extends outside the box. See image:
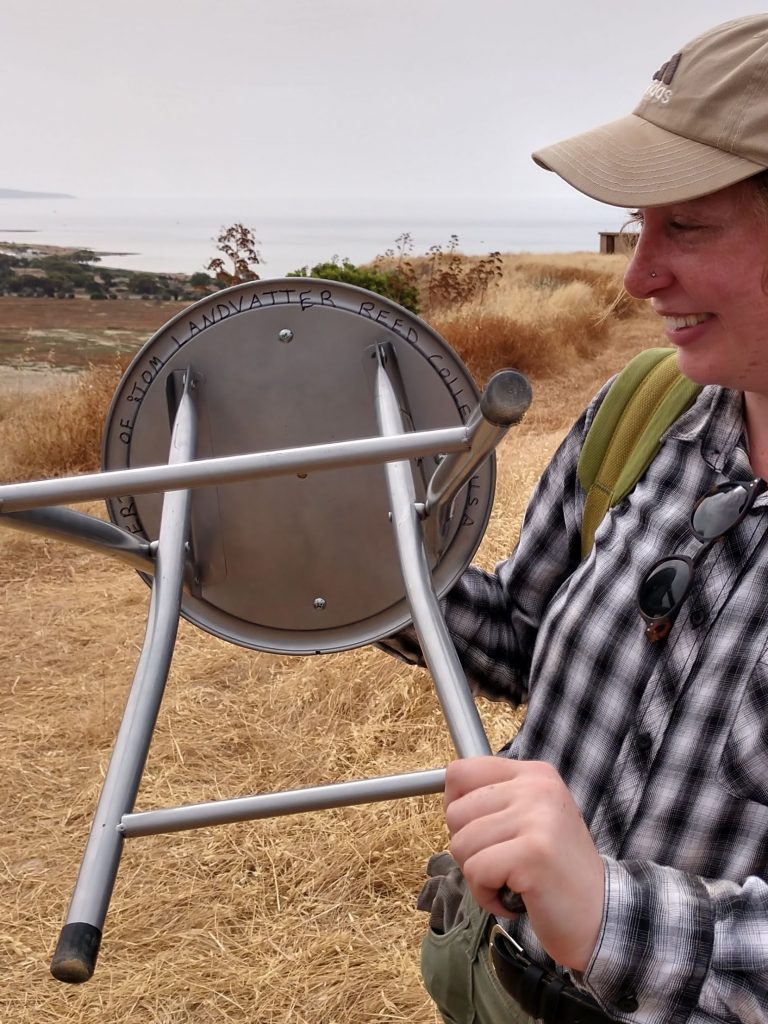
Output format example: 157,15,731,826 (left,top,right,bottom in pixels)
650,271,658,278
